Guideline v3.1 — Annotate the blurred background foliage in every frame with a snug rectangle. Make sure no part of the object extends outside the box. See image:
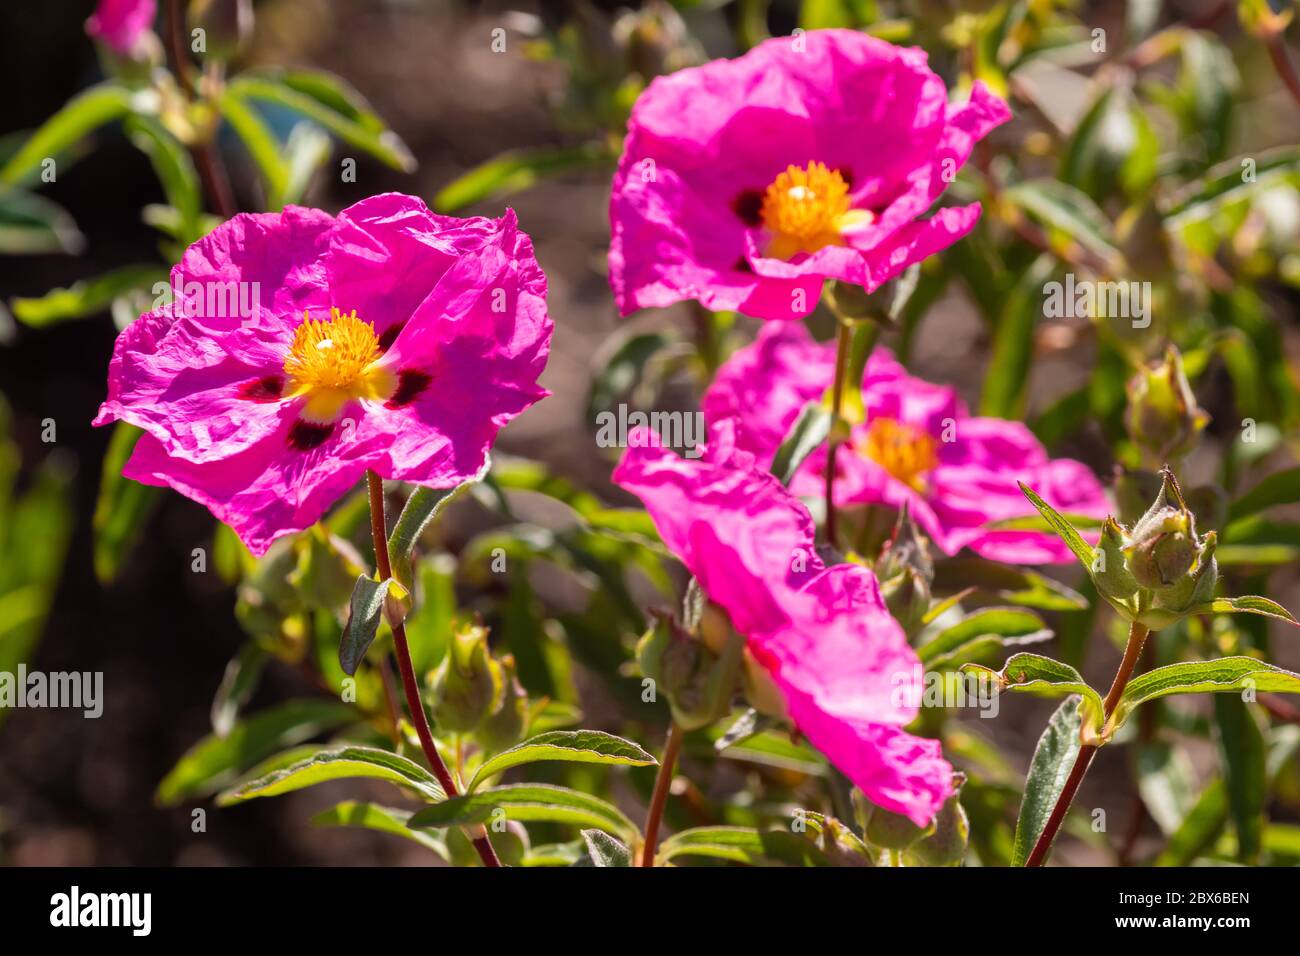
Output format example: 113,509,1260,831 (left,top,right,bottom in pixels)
0,0,1298,866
